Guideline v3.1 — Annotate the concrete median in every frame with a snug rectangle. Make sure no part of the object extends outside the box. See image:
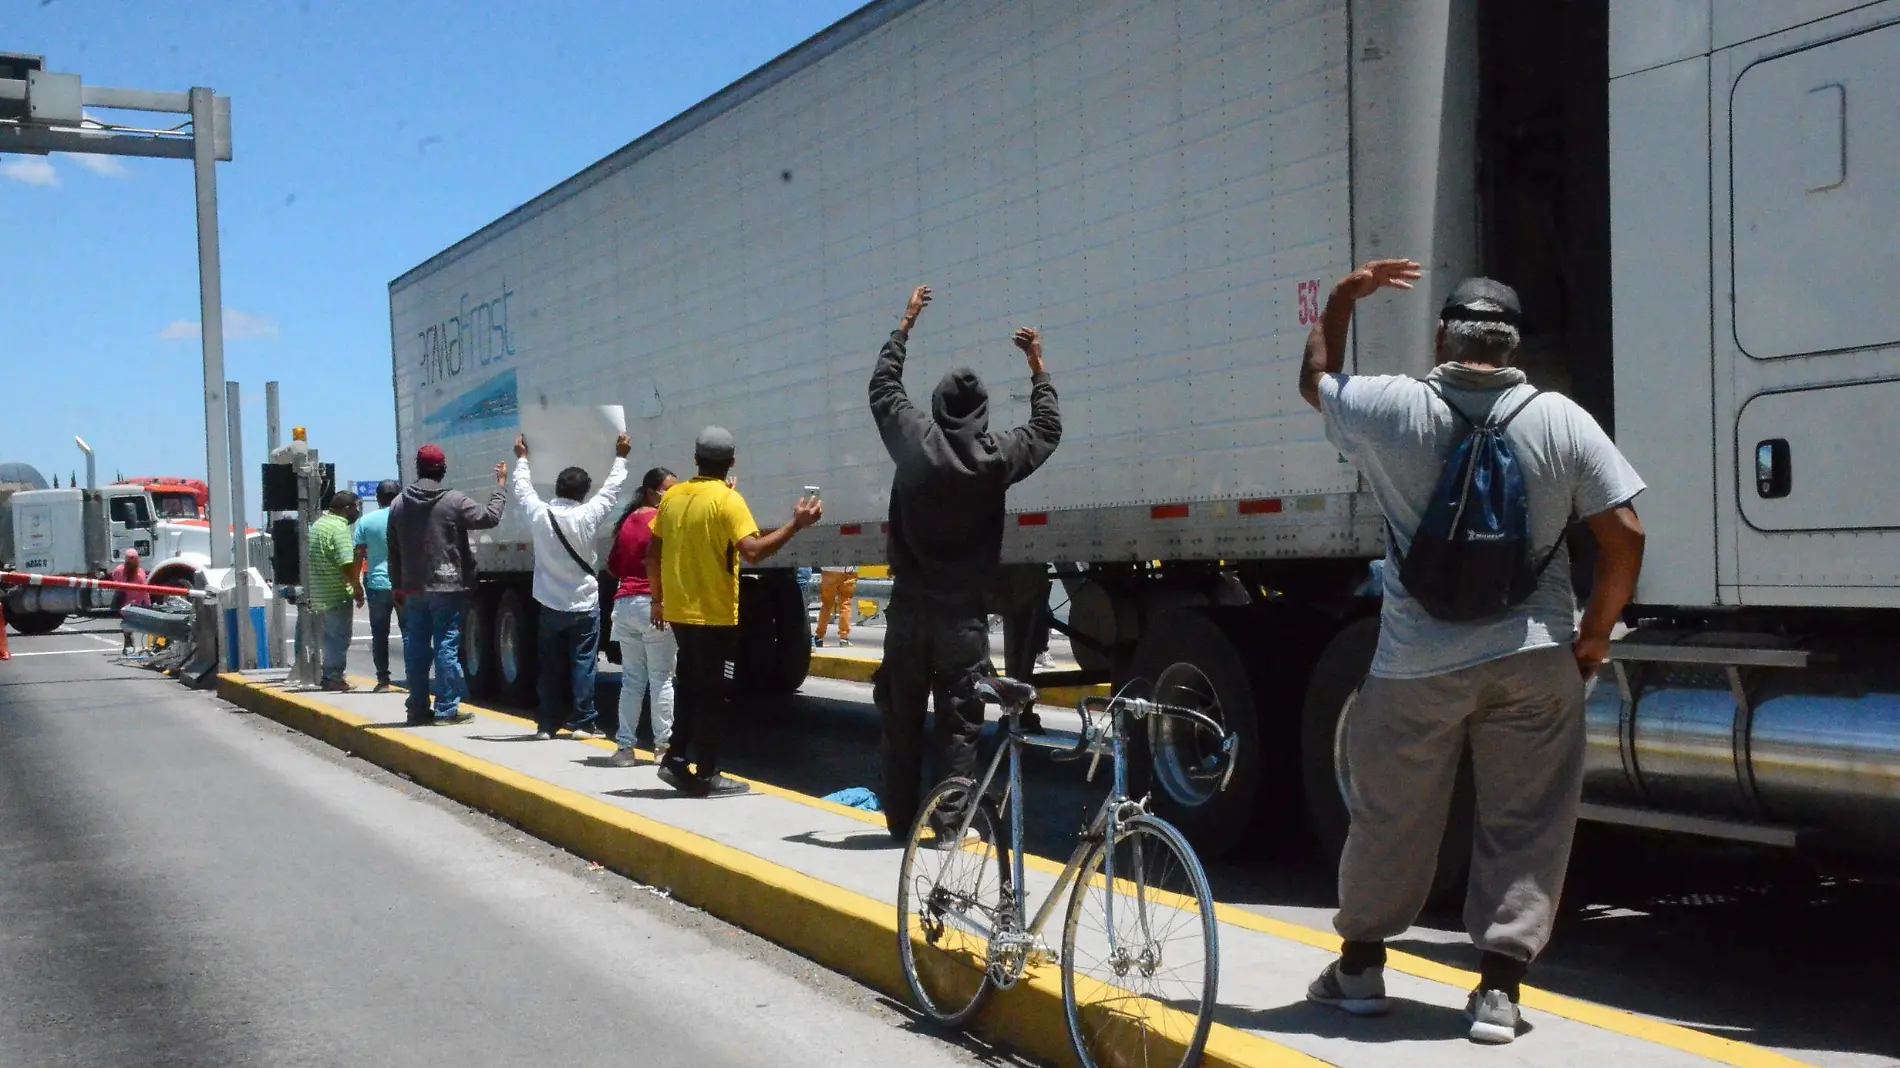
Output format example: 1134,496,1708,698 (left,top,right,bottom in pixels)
216,671,1816,1068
